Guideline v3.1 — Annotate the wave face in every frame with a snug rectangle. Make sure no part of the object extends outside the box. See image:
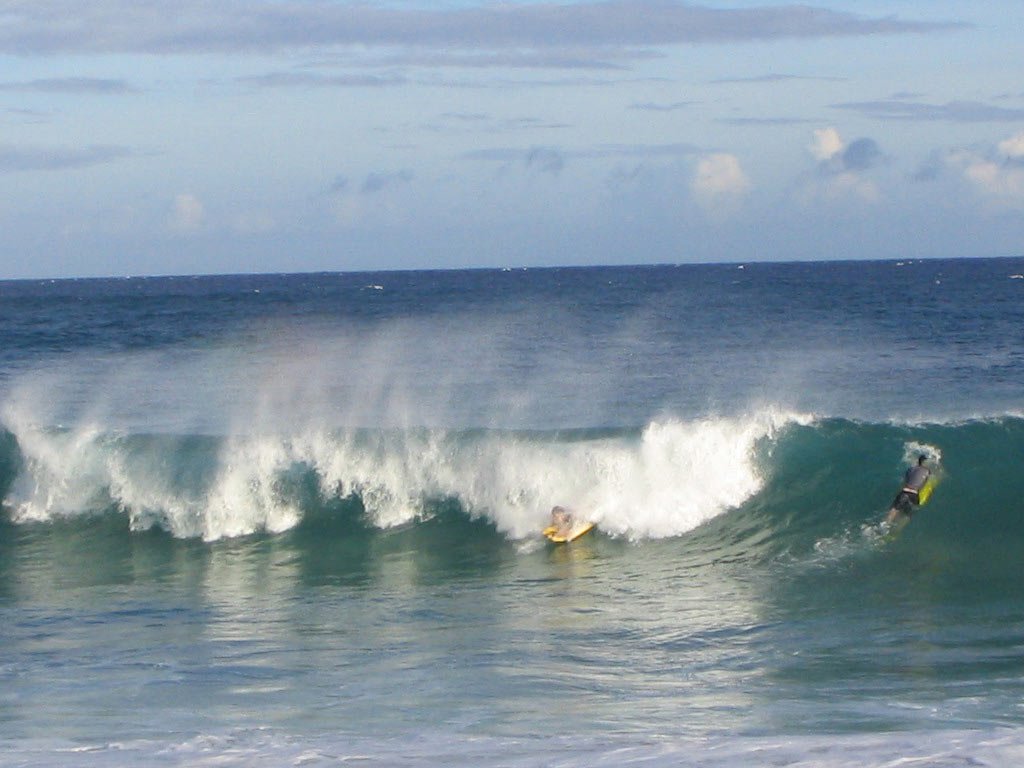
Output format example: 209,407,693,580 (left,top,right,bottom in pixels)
703,416,1024,562
4,413,1022,566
